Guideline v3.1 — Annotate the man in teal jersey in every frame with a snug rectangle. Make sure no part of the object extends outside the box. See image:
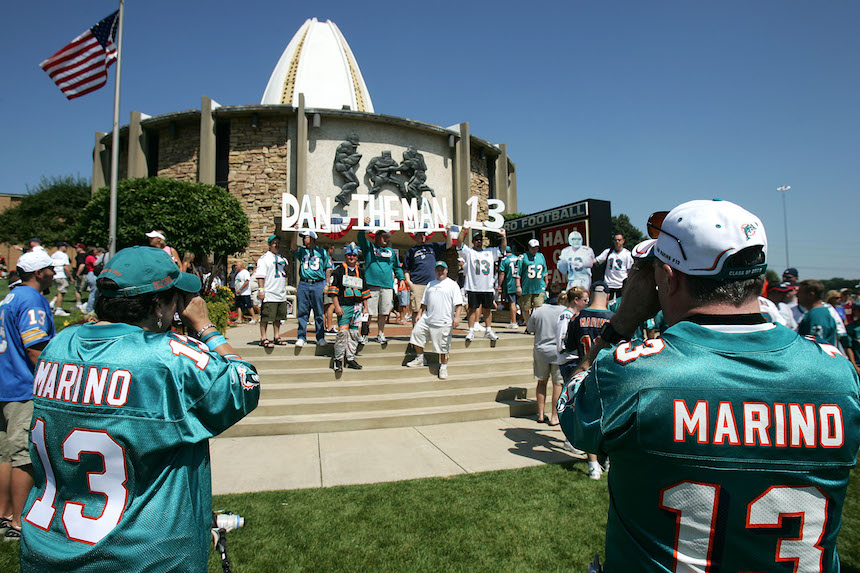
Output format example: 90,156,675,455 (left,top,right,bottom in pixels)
290,230,332,347
559,200,860,572
516,238,548,326
797,279,841,346
20,247,260,572
498,246,520,329
846,306,860,375
358,220,405,344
